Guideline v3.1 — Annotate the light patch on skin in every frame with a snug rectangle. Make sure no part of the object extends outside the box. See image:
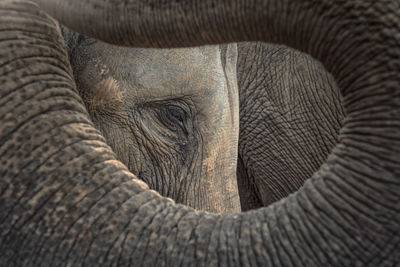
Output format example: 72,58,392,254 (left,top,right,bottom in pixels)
89,76,123,110
202,149,217,173
75,60,125,112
